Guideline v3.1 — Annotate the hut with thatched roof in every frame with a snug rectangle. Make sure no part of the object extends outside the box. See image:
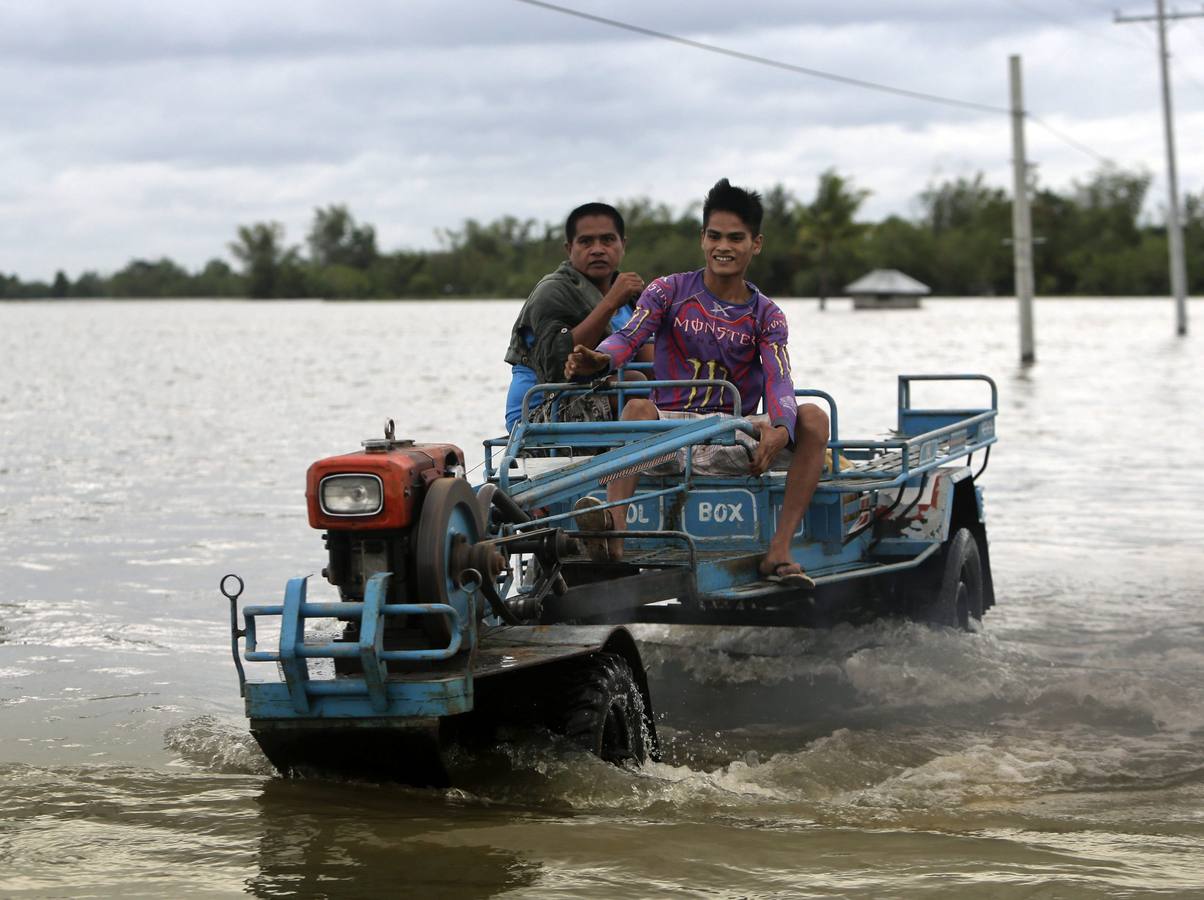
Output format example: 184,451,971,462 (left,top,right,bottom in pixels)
844,269,930,310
